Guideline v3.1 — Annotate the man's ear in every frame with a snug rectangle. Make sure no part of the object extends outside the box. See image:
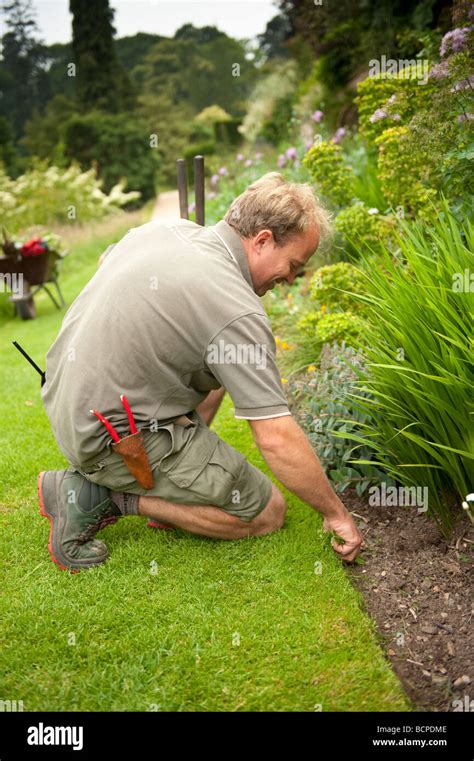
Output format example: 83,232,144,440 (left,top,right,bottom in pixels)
254,229,274,250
